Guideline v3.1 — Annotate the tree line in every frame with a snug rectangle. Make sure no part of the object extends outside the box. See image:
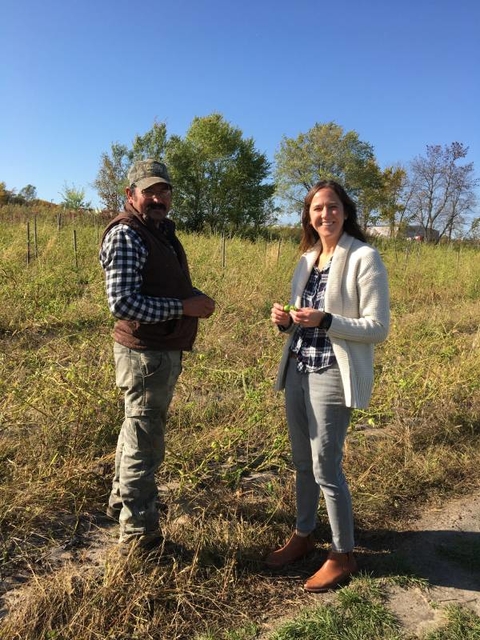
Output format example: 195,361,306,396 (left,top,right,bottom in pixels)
2,114,479,242
0,182,92,212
